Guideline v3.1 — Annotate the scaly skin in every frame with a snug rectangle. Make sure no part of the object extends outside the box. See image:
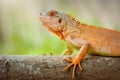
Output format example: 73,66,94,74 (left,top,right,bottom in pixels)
39,10,120,79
